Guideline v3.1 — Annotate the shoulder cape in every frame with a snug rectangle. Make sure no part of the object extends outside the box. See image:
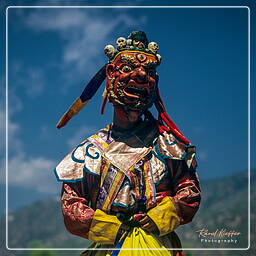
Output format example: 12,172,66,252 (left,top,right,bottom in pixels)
54,126,196,182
